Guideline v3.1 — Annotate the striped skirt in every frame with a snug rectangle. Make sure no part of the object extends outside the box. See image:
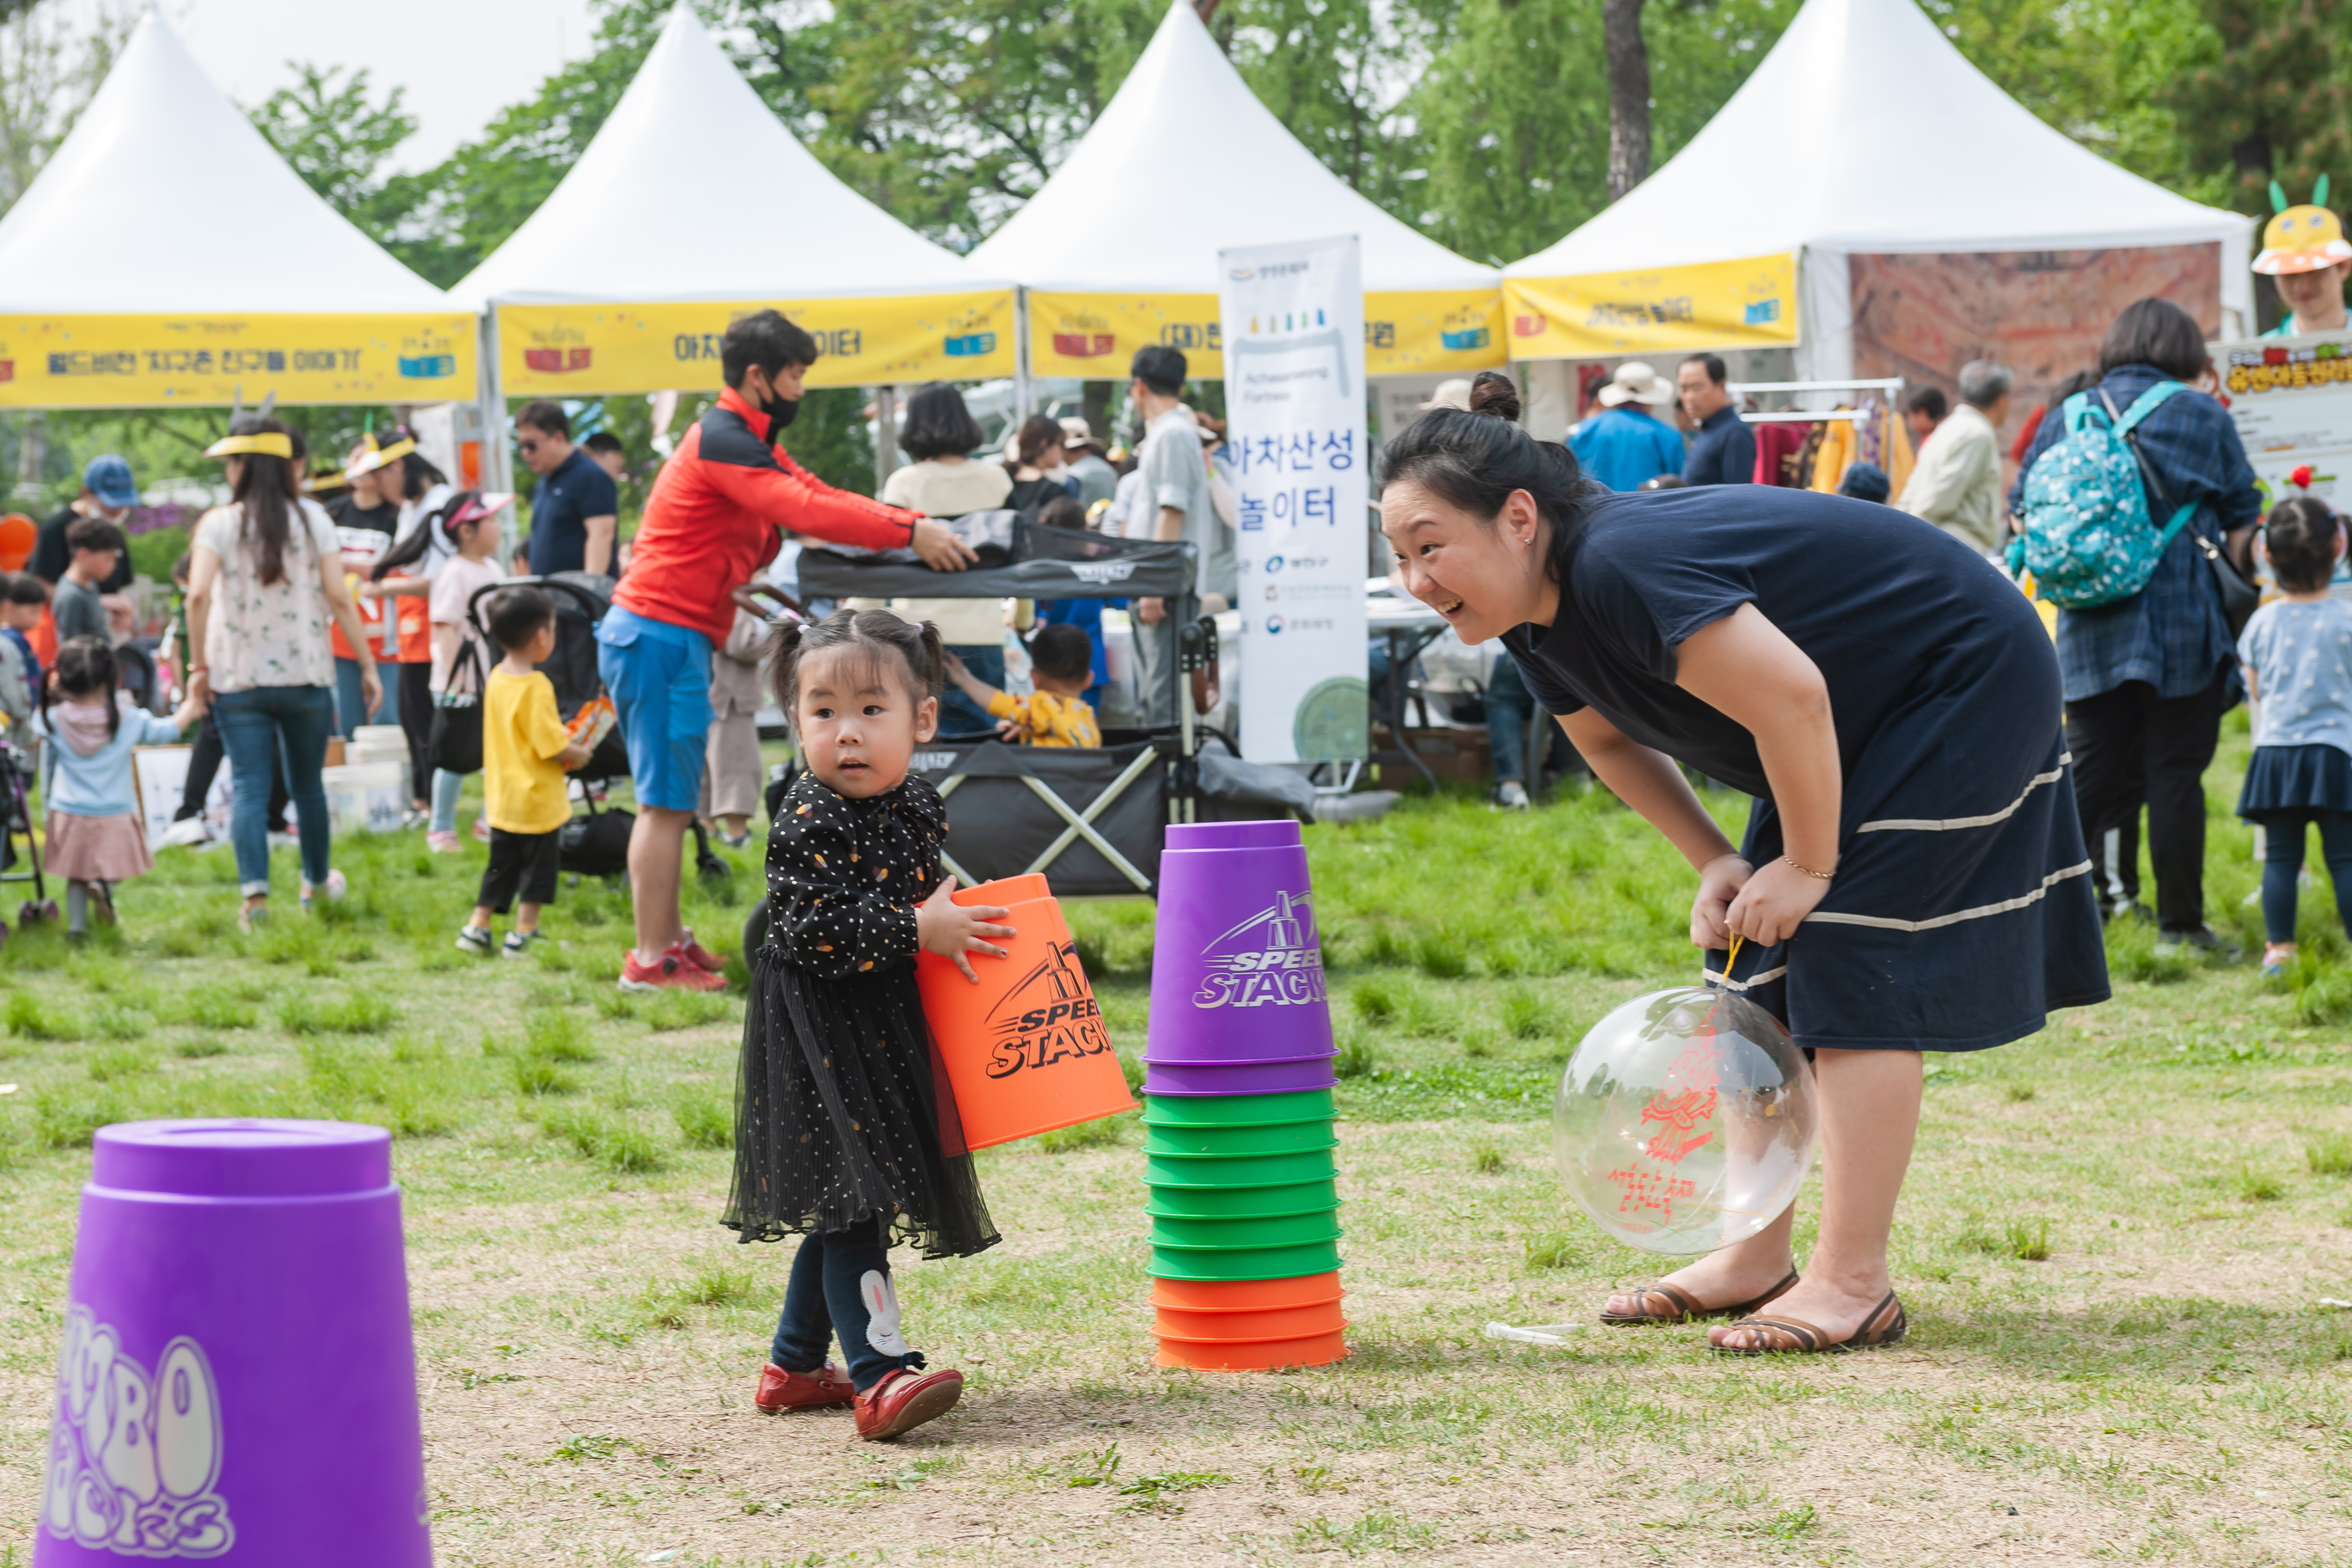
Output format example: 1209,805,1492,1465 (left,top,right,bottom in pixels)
1708,707,2110,1054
